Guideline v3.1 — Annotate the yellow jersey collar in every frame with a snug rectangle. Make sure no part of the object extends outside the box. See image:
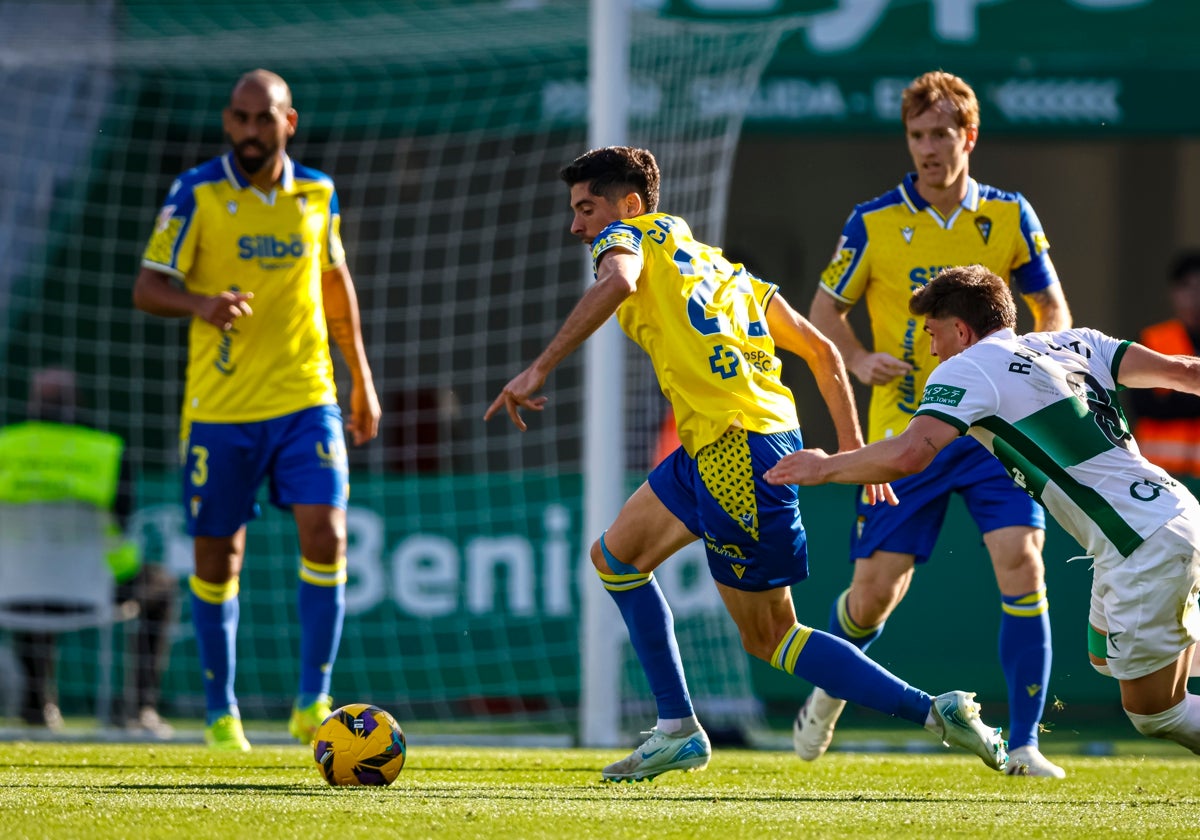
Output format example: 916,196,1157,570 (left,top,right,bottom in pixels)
899,173,981,214
220,152,296,194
